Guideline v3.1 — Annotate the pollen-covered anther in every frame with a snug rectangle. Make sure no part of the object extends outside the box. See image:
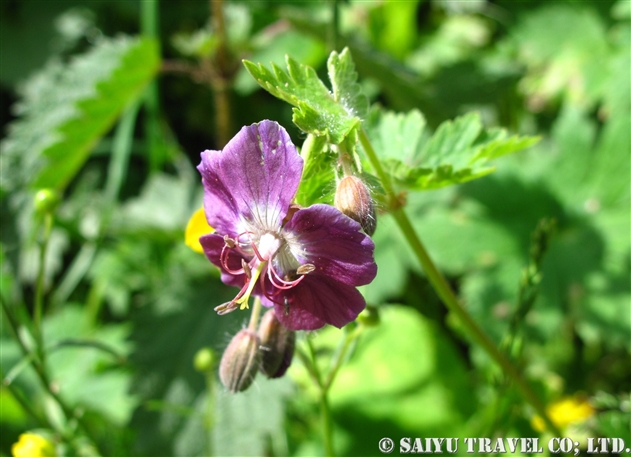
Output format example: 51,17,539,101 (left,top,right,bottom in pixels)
214,301,239,315
223,235,236,248
242,259,252,279
296,263,316,275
